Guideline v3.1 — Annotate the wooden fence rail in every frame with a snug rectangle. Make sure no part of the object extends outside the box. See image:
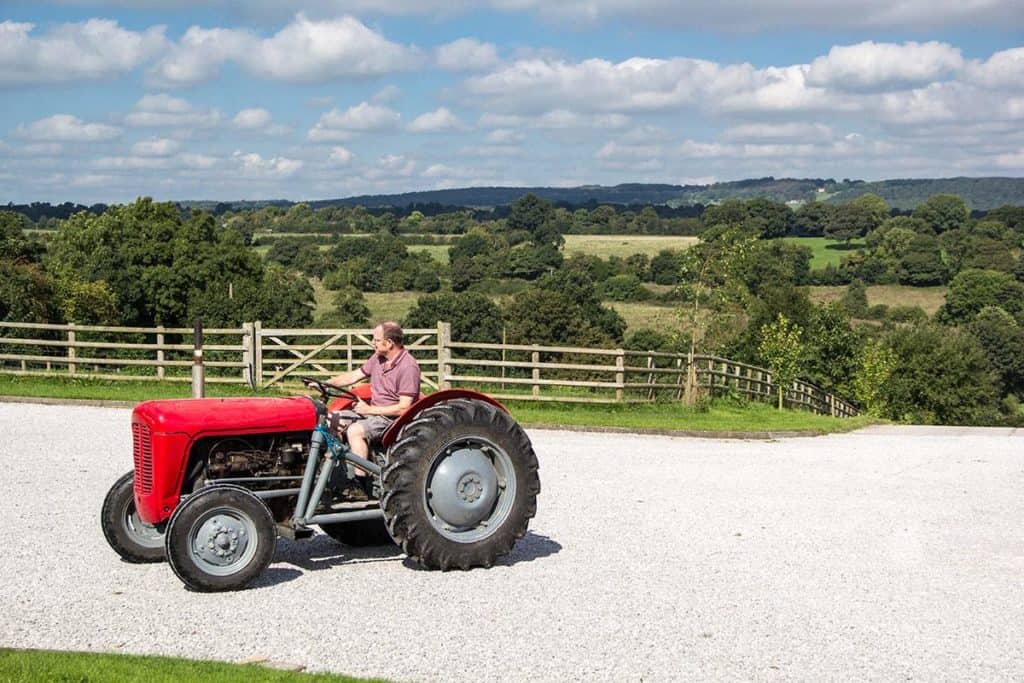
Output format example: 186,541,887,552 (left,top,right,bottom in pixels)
0,321,857,417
